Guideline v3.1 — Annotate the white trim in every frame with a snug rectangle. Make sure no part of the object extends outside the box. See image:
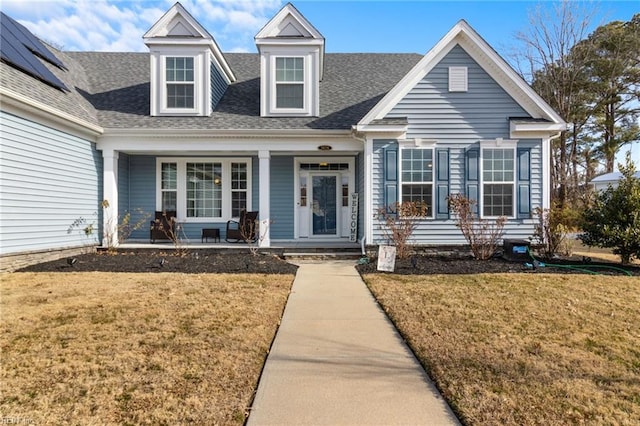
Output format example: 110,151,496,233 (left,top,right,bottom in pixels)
448,66,468,92
479,138,518,149
398,146,436,220
479,145,517,219
398,138,437,149
359,20,565,127
144,2,235,83
155,157,252,223
294,157,355,240
258,150,271,247
271,55,307,114
364,138,374,244
0,88,103,138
